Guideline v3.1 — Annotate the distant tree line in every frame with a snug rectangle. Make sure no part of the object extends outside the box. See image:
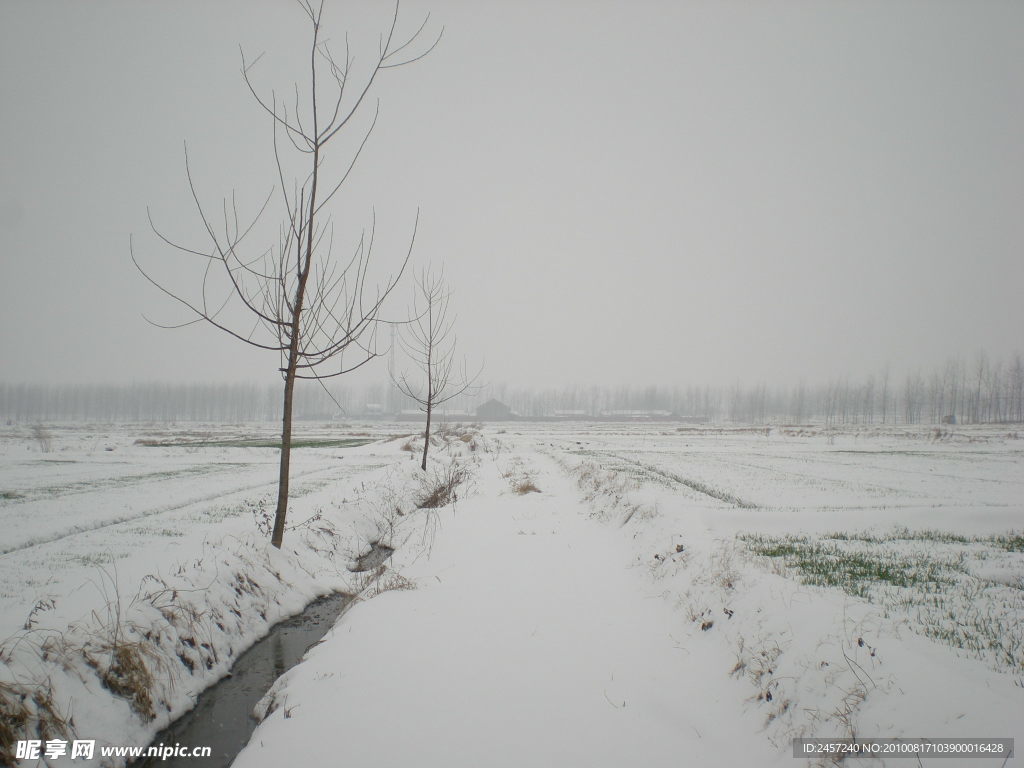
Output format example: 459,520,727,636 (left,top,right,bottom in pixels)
3,353,1022,426
0,382,354,423
490,352,1024,426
